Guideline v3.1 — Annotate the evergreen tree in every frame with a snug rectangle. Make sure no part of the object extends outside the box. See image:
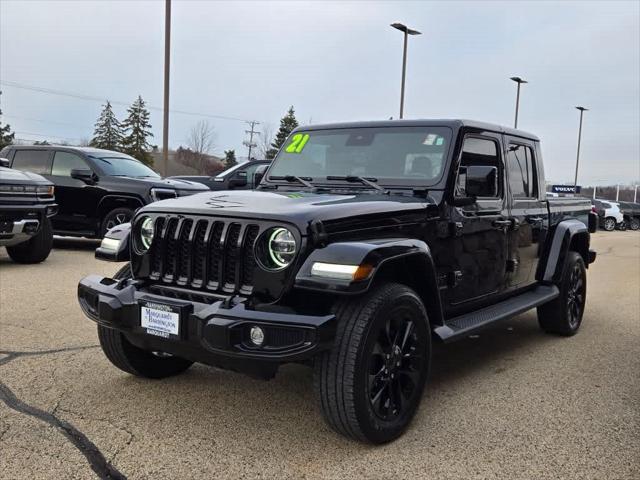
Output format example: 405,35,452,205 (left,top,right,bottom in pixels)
0,91,15,150
224,149,237,168
122,96,154,166
90,101,124,151
266,106,298,159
